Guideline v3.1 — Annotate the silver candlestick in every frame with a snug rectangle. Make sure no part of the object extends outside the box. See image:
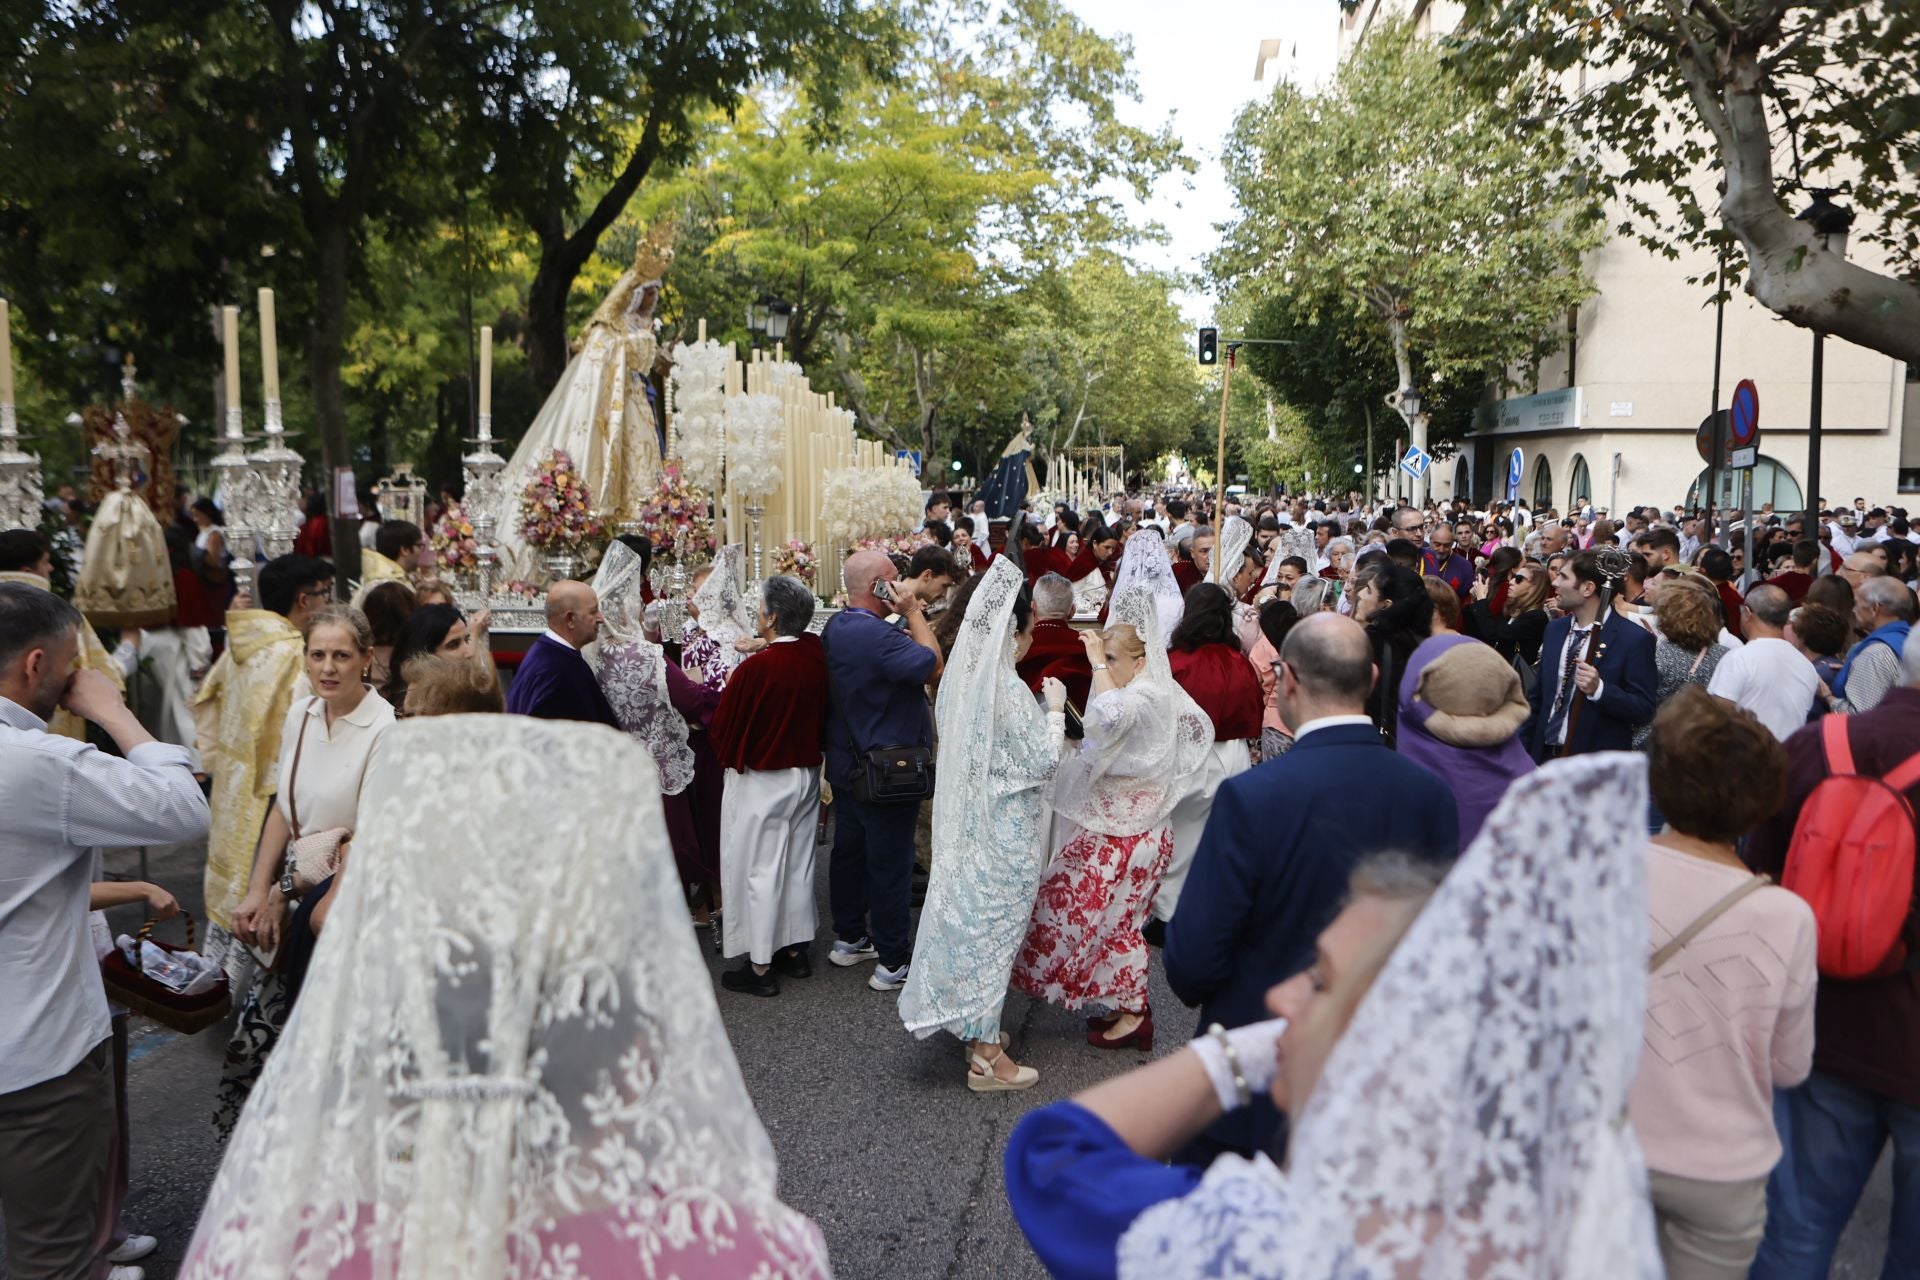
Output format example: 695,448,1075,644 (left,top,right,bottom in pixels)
746,499,766,581
211,405,257,600
462,412,507,604
0,402,42,531
249,396,302,559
